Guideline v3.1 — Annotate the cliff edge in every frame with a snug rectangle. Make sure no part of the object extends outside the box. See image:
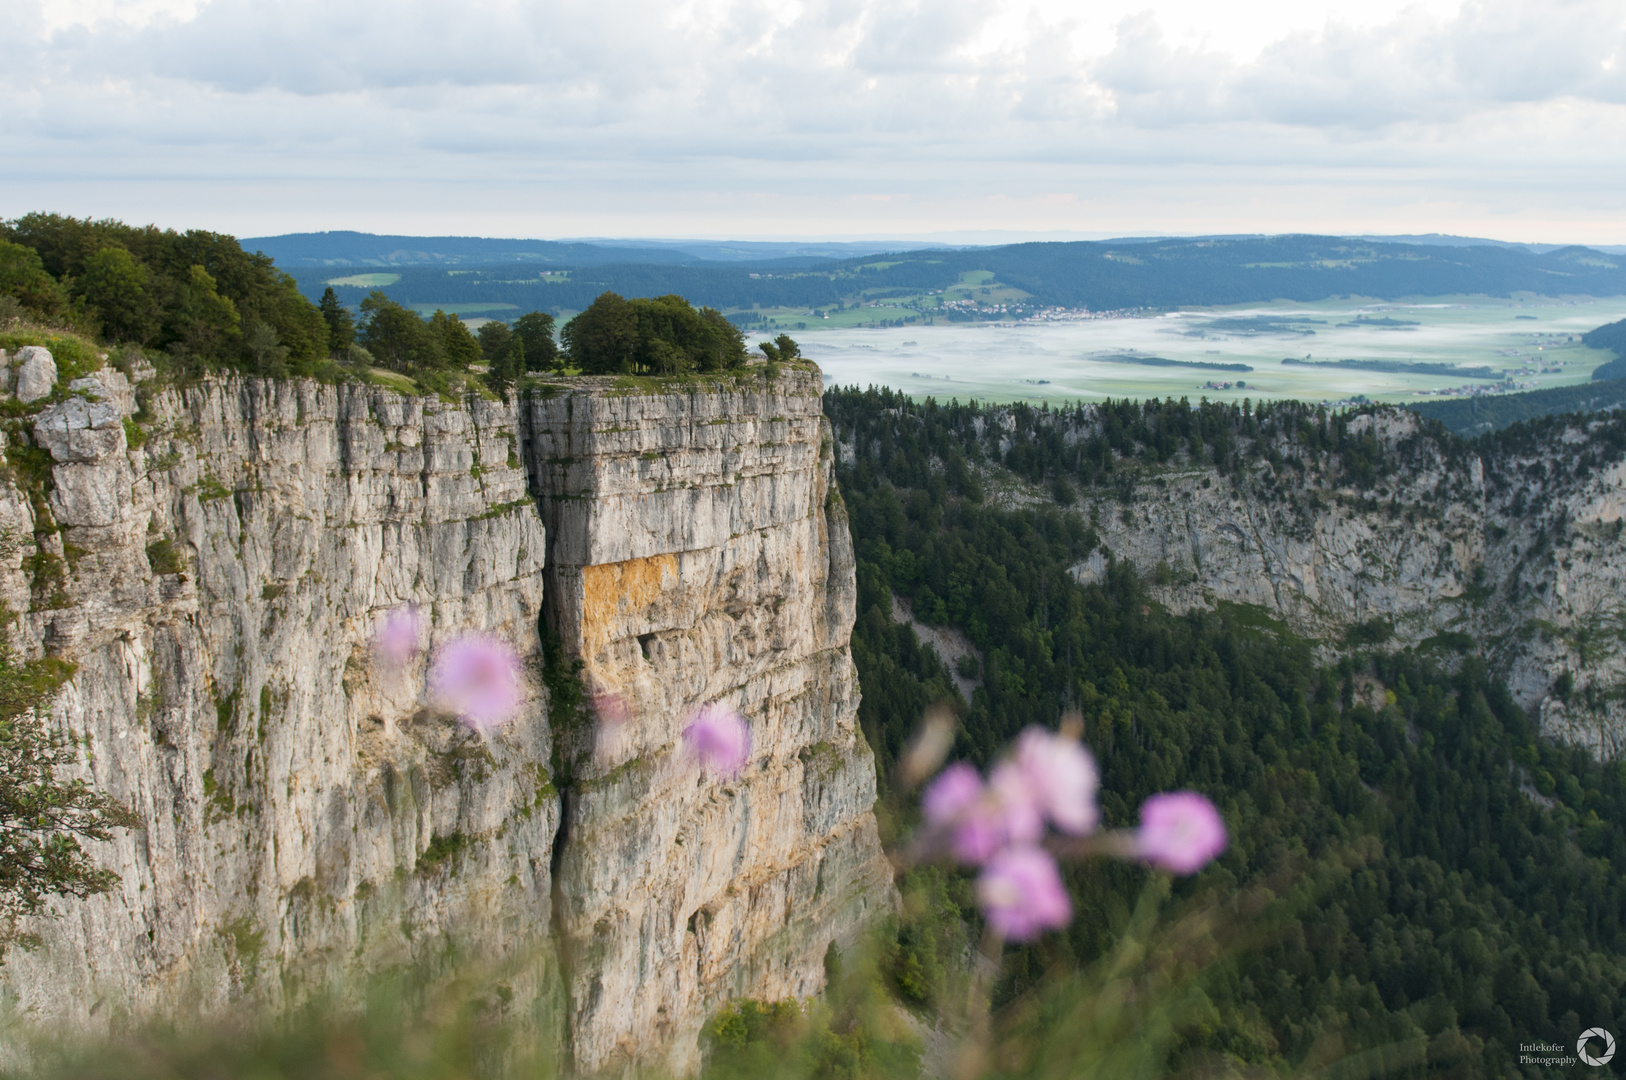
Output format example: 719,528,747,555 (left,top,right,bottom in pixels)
0,355,893,1074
